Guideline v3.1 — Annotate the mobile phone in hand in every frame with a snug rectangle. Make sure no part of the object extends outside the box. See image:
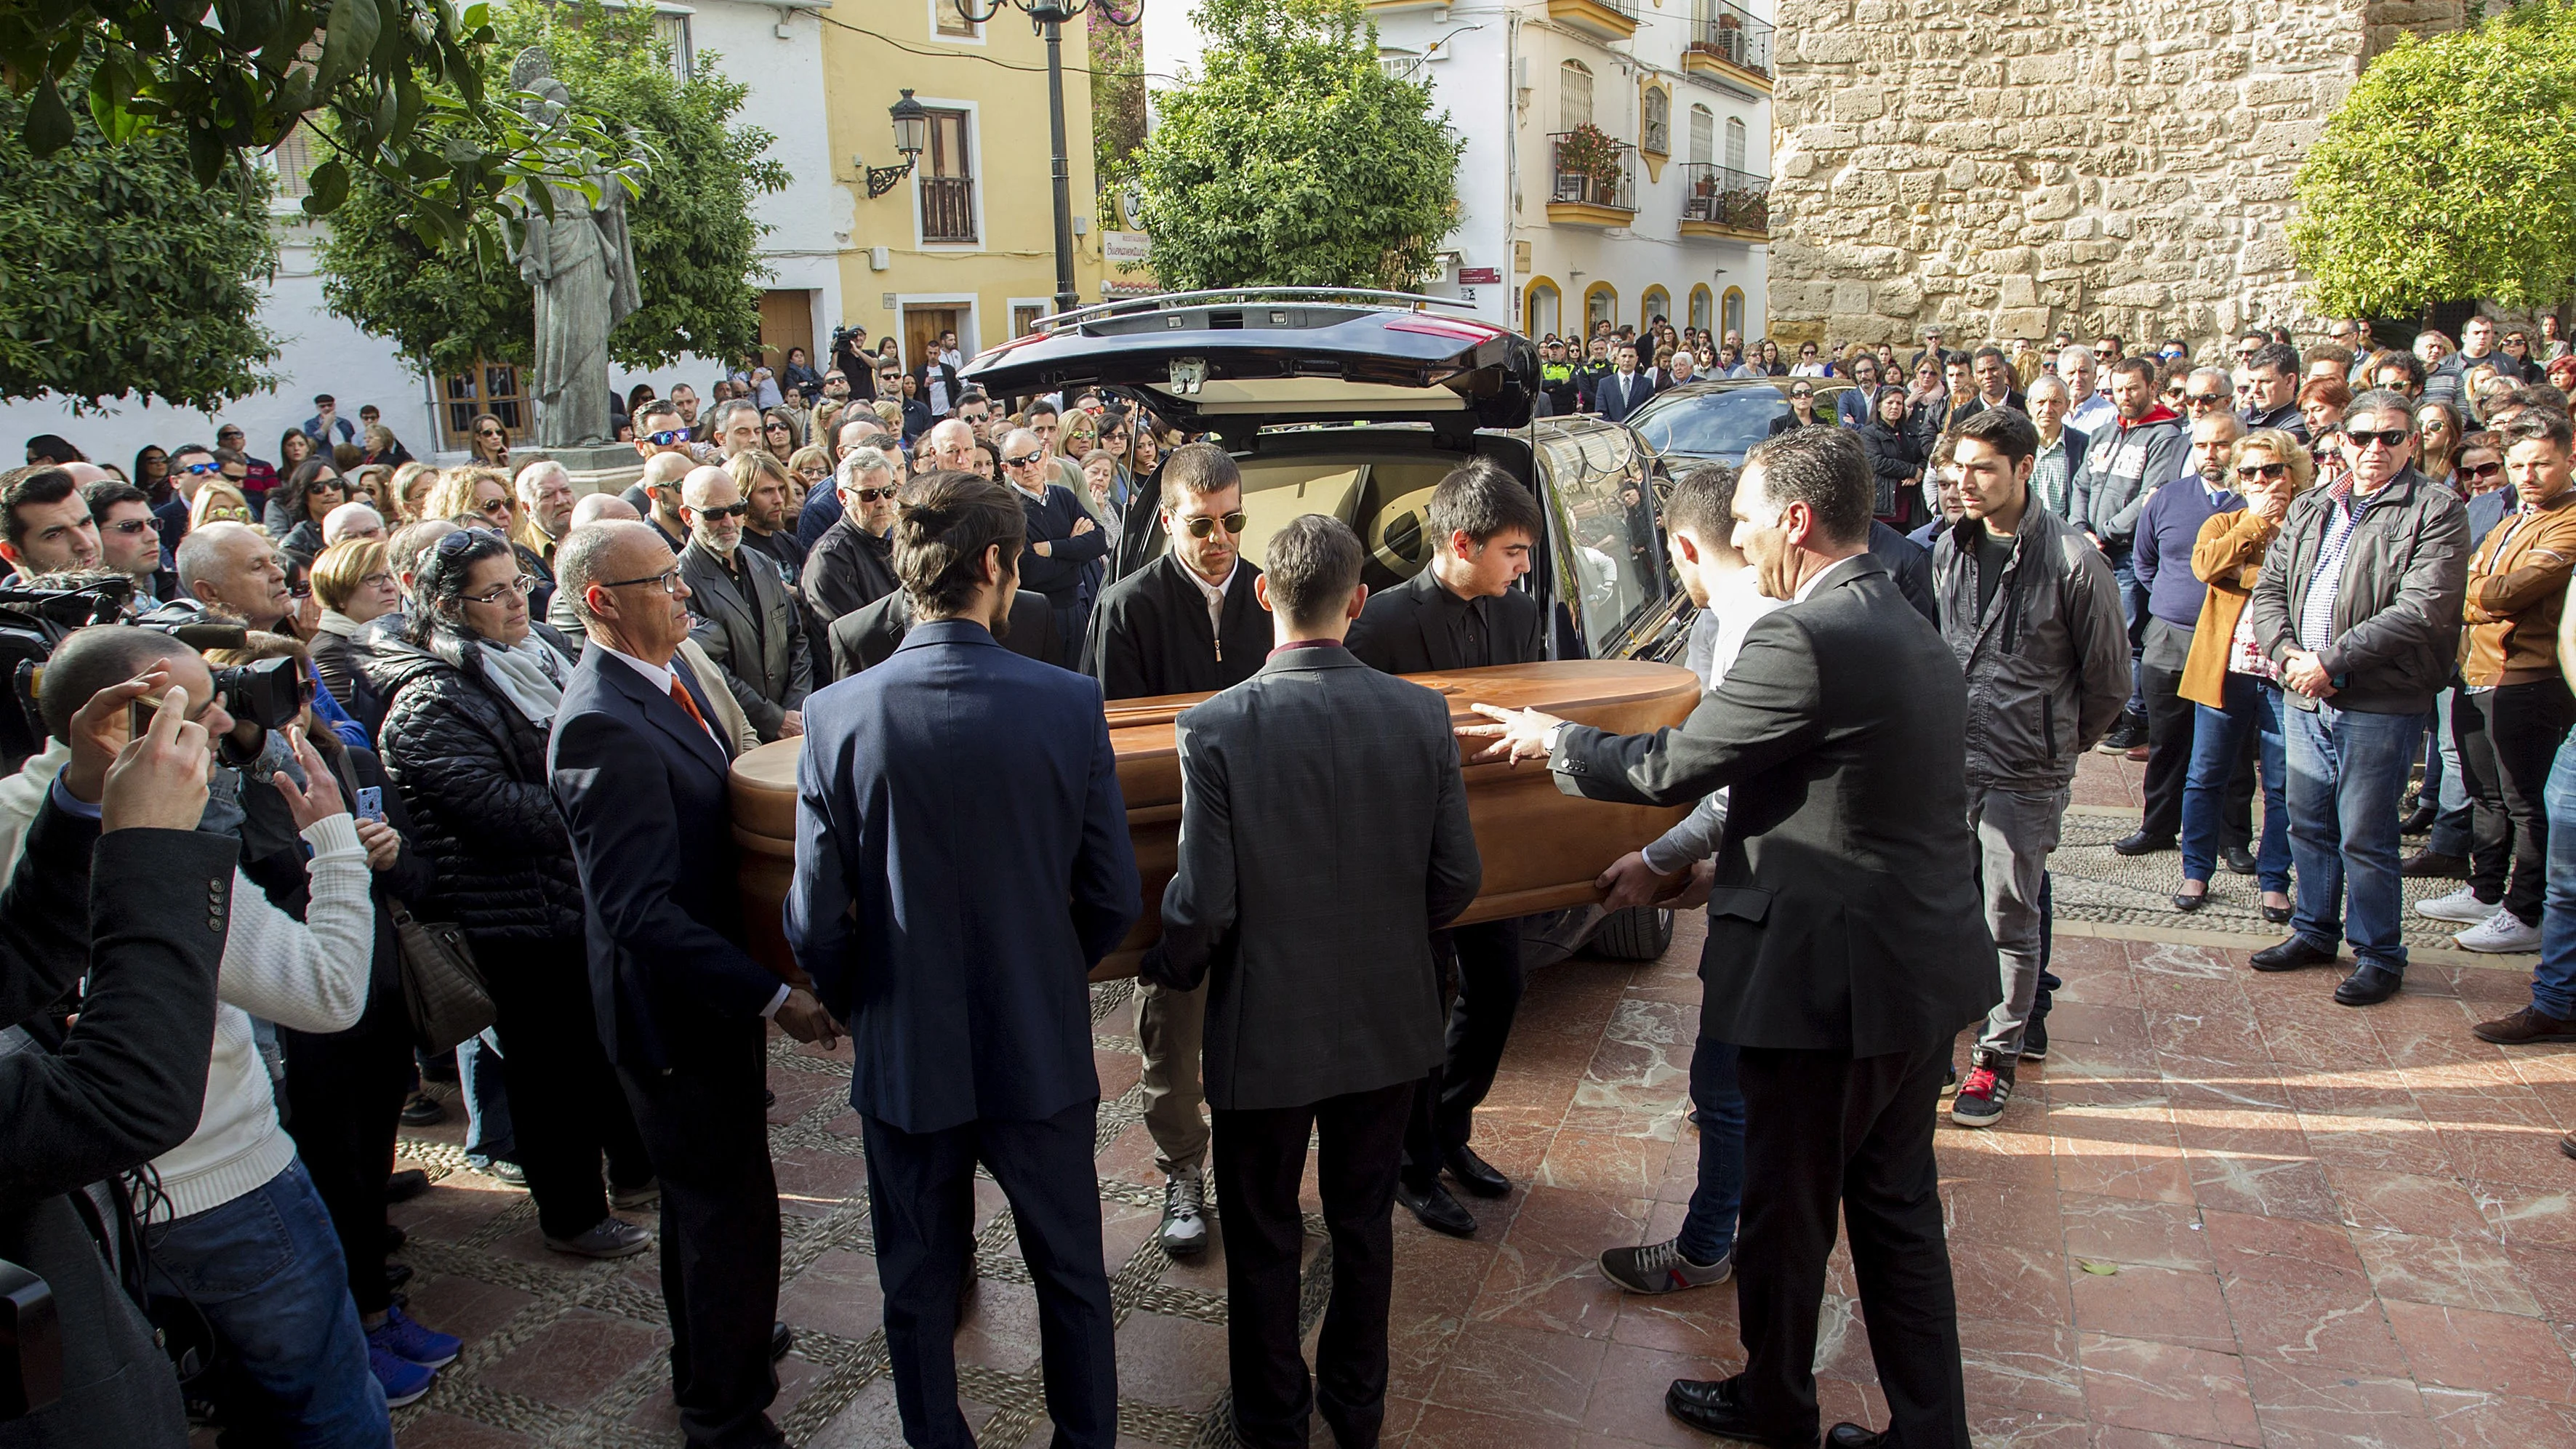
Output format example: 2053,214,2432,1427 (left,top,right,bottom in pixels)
129,696,156,740
355,786,385,823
